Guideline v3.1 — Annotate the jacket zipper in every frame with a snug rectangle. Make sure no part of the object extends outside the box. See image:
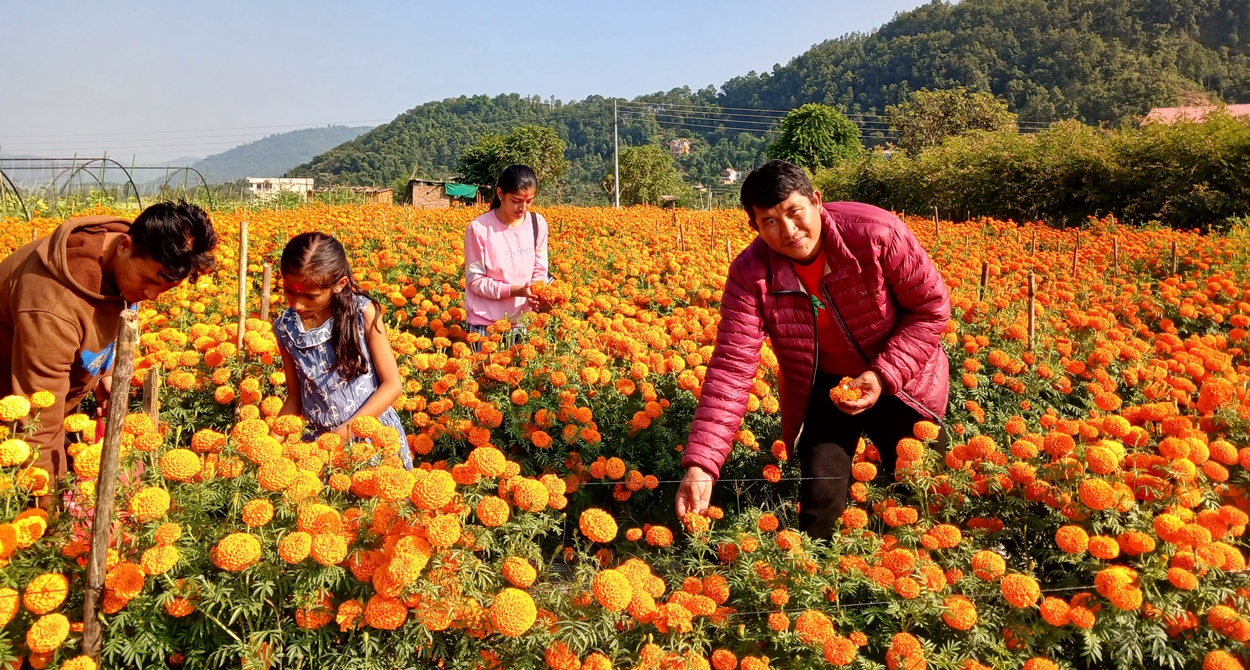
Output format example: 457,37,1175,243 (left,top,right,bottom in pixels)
771,287,820,450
